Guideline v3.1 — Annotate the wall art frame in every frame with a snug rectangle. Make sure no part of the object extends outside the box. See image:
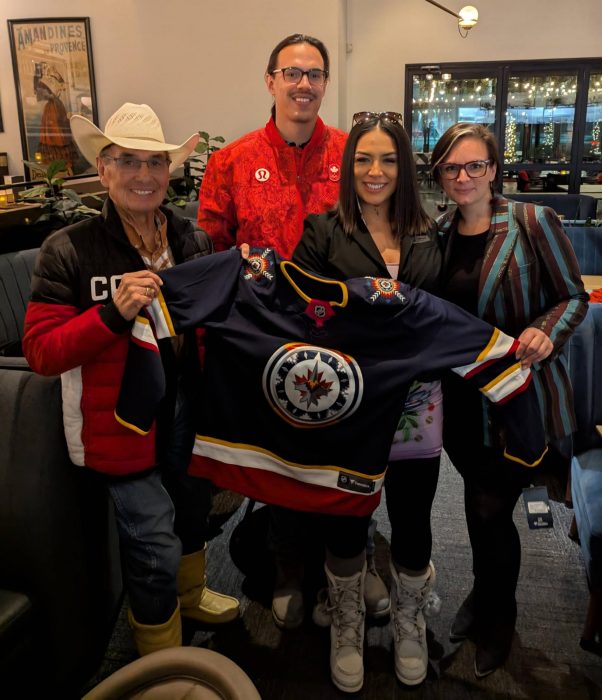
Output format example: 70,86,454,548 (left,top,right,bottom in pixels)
7,17,98,179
